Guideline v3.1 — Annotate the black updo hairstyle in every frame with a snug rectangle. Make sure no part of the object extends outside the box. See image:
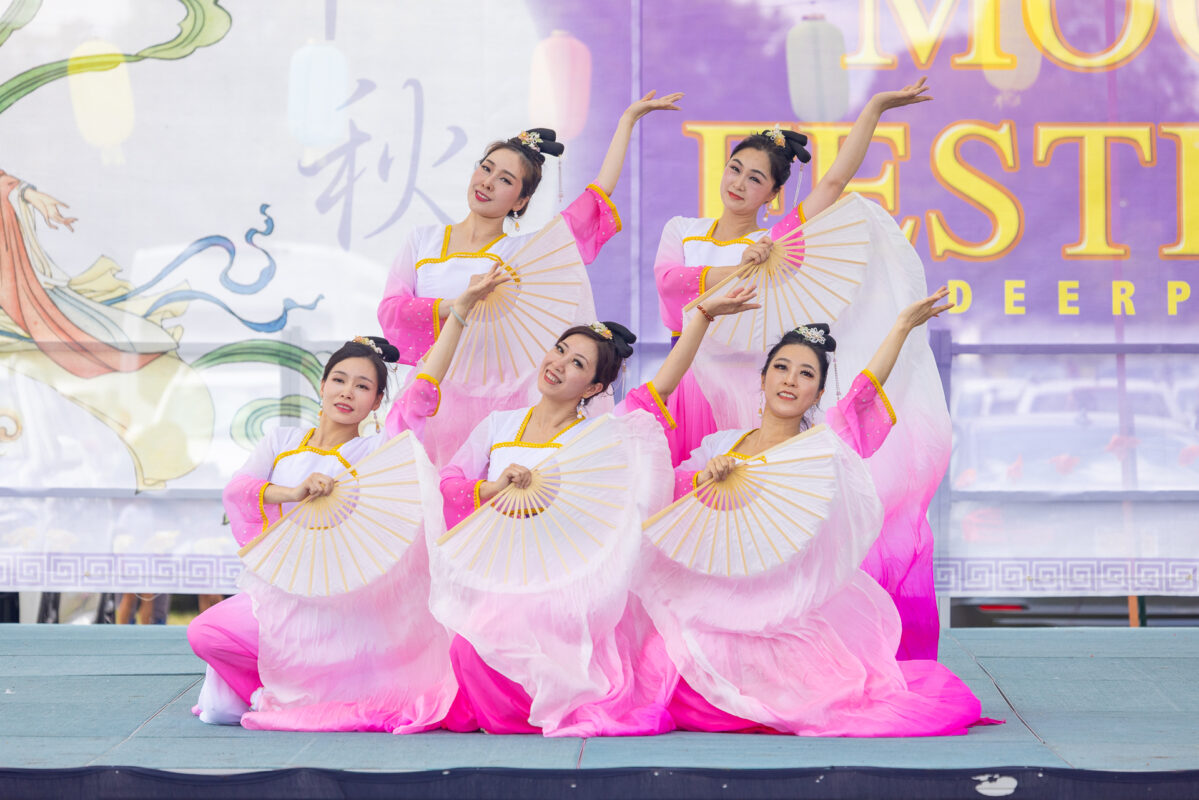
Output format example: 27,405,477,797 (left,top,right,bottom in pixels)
482,127,565,220
555,321,637,406
760,323,837,393
322,336,400,398
729,128,812,191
